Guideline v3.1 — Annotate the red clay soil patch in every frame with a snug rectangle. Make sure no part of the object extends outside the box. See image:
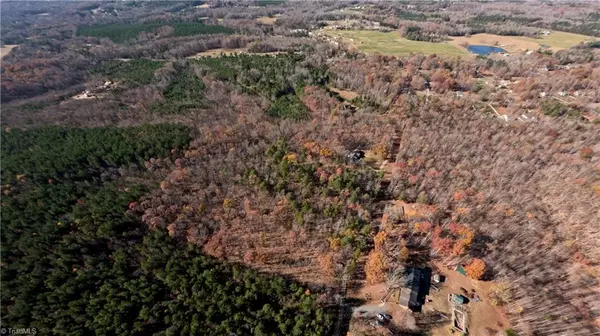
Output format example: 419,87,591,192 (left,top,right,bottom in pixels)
329,86,360,101
348,283,414,333
391,200,437,219
426,263,511,336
